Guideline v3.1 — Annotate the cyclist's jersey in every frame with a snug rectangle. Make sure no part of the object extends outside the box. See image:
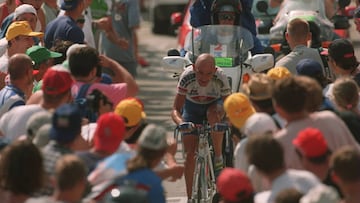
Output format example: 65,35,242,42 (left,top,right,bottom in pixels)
177,66,231,104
